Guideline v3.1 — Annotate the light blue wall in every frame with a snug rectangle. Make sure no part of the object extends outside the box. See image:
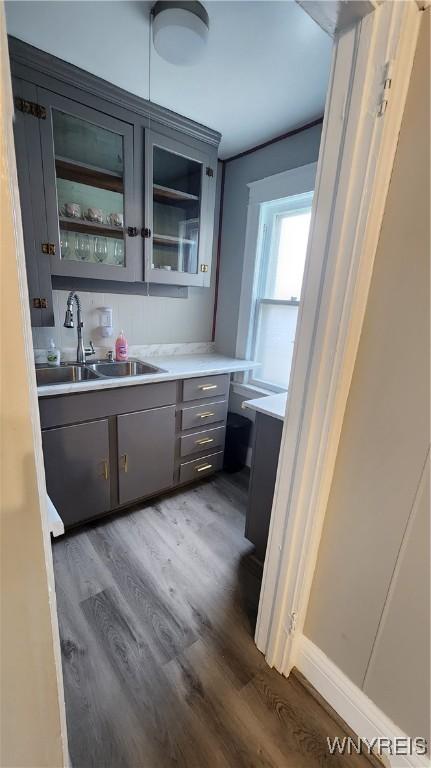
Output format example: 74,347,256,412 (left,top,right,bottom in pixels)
215,124,323,356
